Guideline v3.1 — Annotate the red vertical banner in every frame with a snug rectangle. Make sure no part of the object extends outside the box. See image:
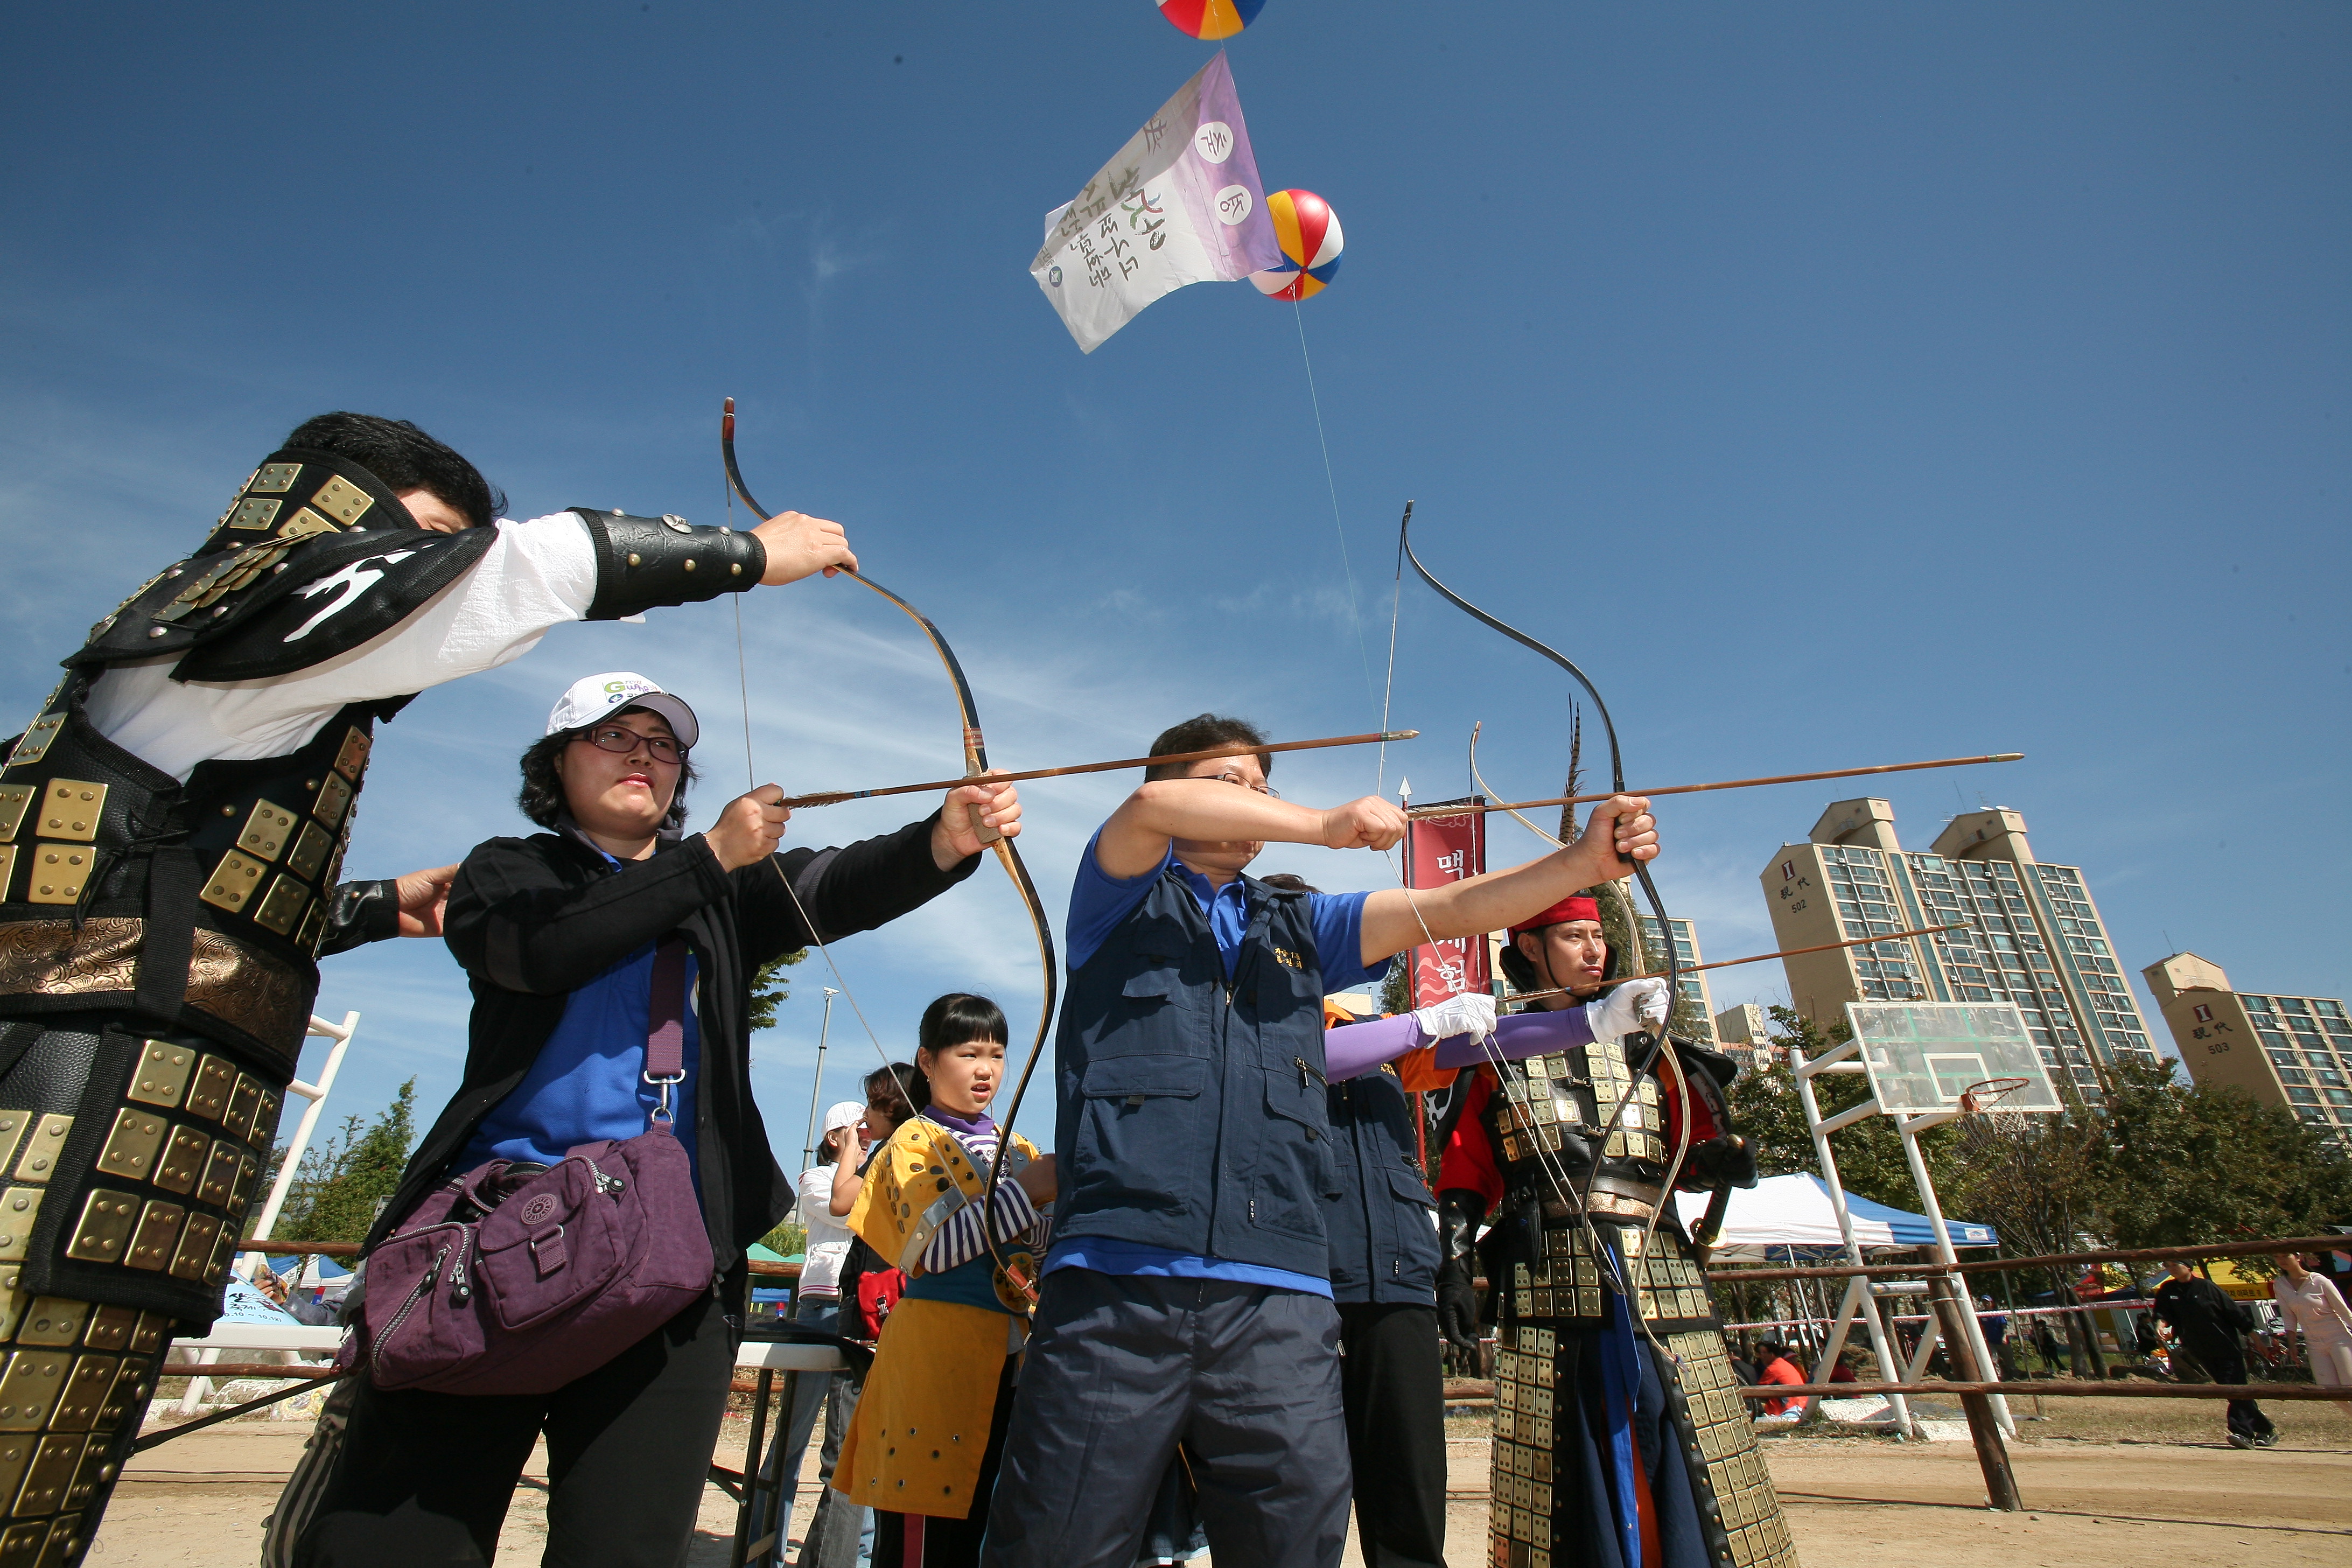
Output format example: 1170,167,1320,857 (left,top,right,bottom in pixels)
1403,796,1489,1008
